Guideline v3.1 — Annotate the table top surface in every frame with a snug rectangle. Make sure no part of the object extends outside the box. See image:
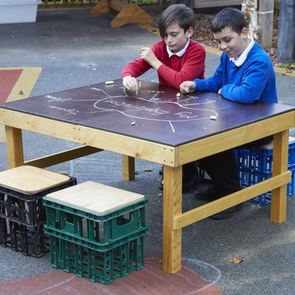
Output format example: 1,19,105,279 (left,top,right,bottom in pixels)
1,79,294,147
